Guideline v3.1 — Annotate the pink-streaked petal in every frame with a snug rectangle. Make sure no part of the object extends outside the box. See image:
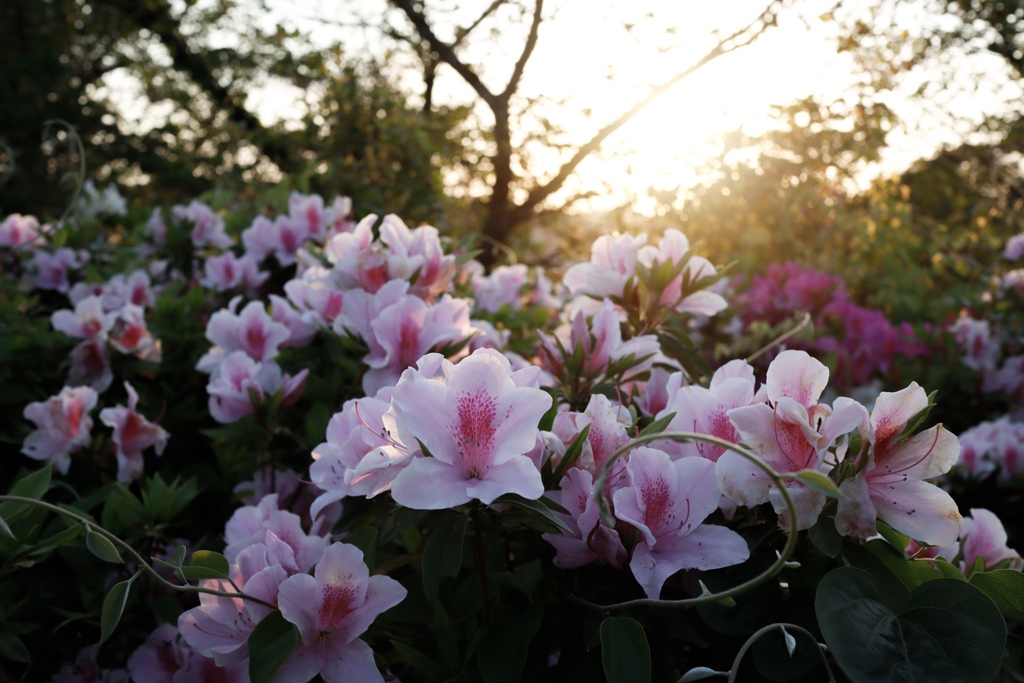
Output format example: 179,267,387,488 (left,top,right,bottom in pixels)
334,574,407,645
835,474,877,540
873,479,962,547
464,454,544,504
390,456,472,509
279,573,319,644
322,638,384,683
392,374,455,464
871,382,928,446
877,425,960,481
766,350,828,408
715,449,772,508
267,641,323,683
